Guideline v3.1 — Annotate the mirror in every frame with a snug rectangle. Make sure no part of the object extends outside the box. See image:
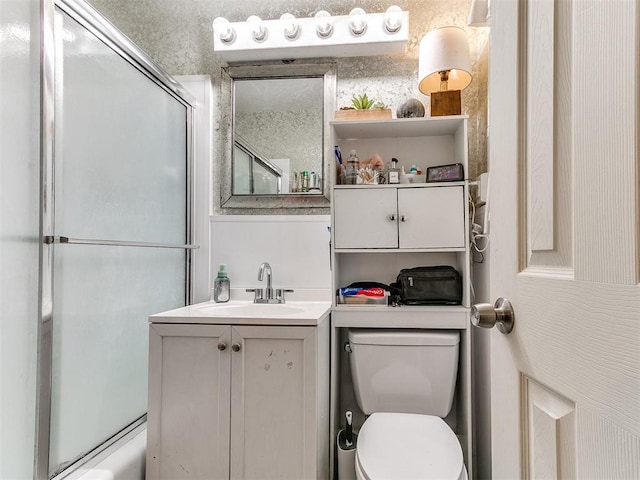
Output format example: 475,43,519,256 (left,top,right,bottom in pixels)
221,63,336,209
